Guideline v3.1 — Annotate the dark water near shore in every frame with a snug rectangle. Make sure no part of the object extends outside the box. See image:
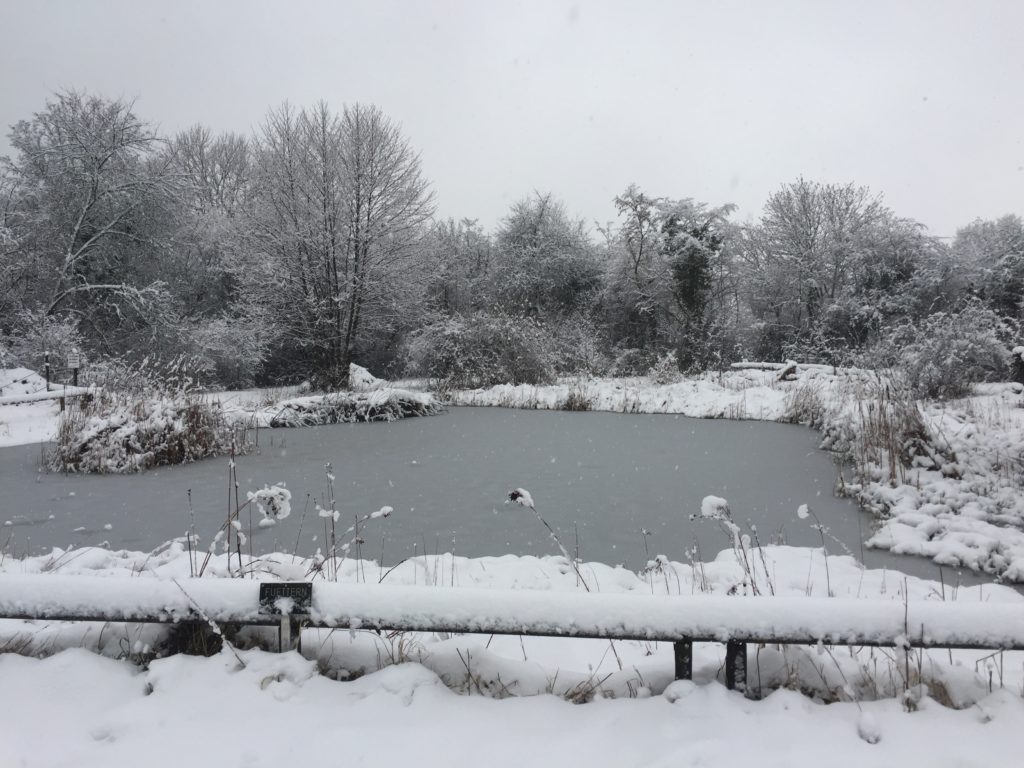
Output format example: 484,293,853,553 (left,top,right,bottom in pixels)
0,406,991,583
